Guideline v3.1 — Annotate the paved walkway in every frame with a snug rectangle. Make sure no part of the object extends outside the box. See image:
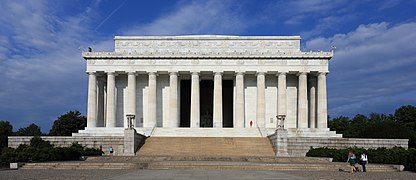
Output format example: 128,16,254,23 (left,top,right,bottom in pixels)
1,169,416,180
